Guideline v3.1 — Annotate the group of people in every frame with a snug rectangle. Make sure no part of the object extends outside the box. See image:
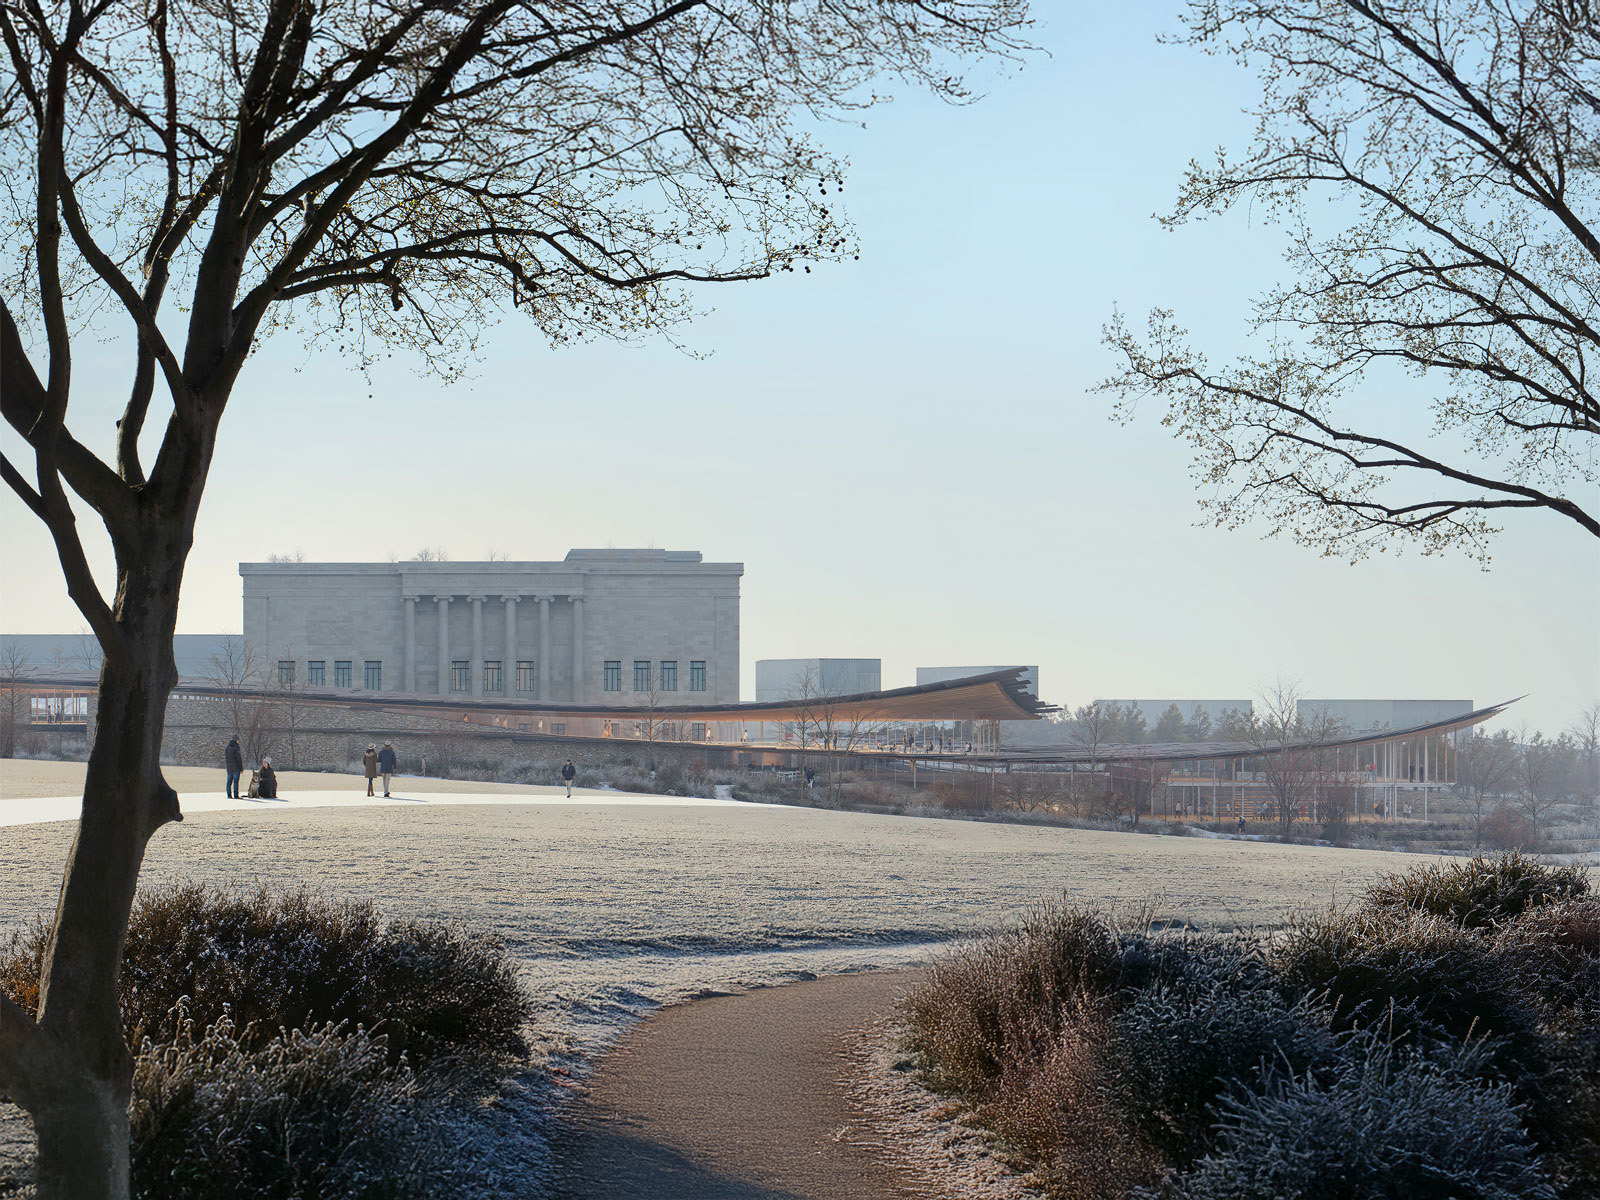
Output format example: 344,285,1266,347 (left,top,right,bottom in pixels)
226,733,579,799
361,741,399,796
224,734,276,799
